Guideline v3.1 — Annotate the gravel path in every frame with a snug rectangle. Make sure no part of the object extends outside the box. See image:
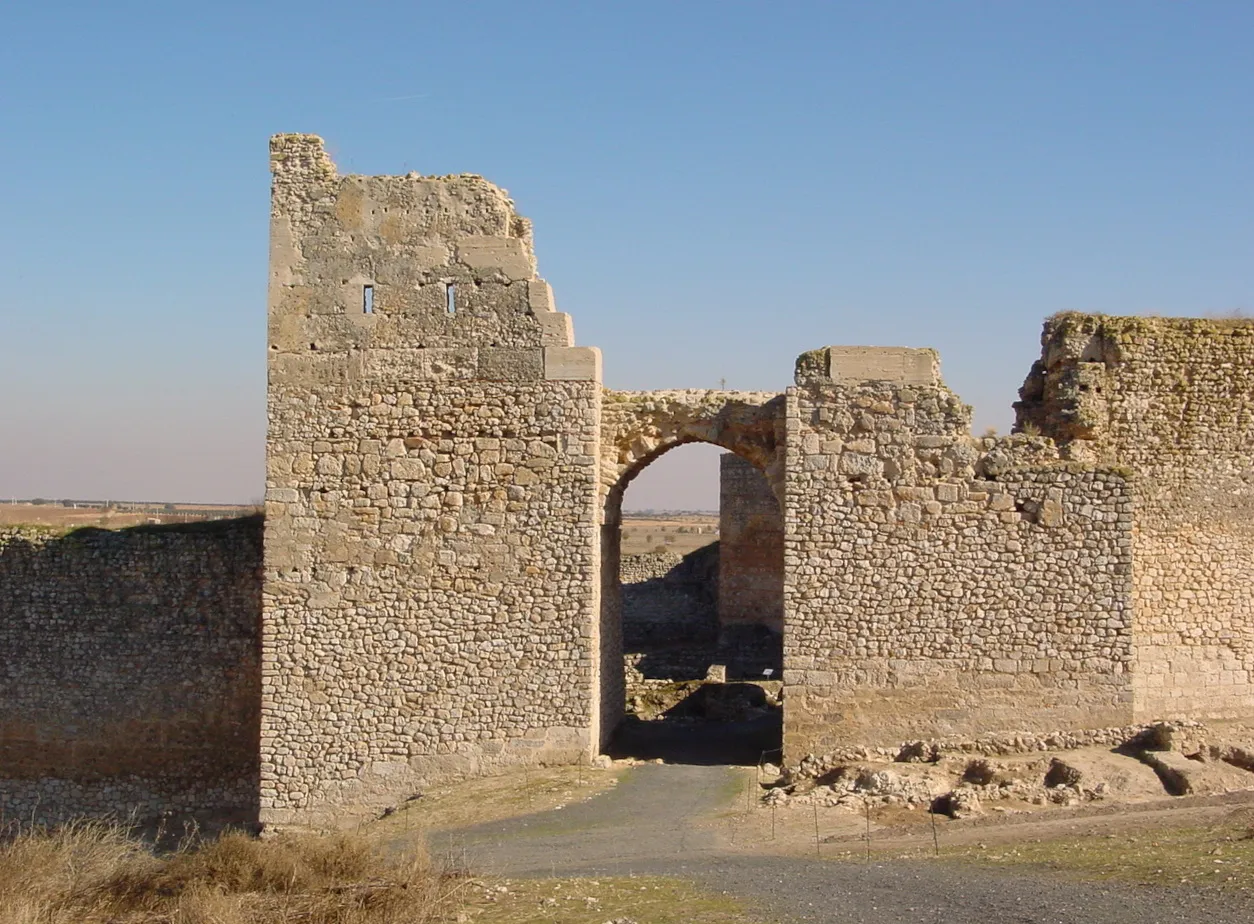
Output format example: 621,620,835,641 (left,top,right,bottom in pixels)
591,853,1254,924
412,760,1254,923
427,762,740,874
